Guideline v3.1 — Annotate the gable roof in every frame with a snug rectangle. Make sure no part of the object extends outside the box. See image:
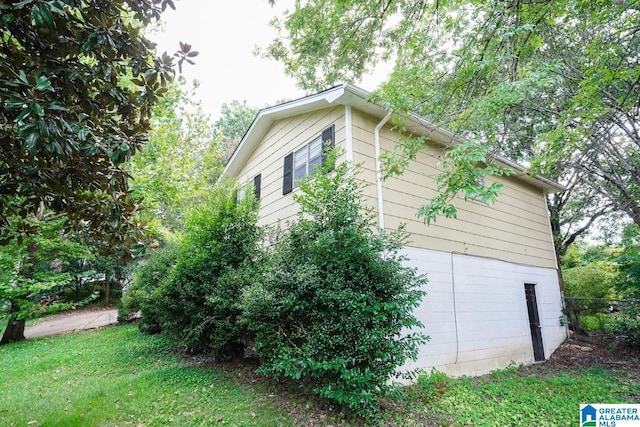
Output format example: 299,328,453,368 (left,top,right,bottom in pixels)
222,83,565,193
